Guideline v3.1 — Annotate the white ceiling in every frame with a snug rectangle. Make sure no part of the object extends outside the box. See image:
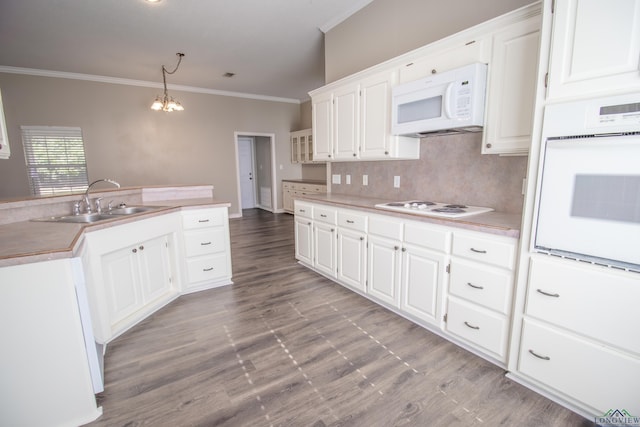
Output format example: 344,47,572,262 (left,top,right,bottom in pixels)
0,0,374,102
